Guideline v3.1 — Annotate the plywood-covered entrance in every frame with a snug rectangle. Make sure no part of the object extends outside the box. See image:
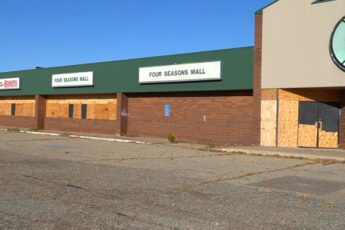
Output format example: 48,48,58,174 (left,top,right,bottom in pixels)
260,88,341,148
298,101,340,148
